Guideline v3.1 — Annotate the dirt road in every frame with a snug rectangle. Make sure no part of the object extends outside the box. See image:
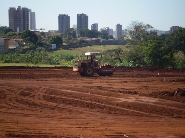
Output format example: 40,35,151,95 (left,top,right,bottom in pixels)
0,67,185,138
